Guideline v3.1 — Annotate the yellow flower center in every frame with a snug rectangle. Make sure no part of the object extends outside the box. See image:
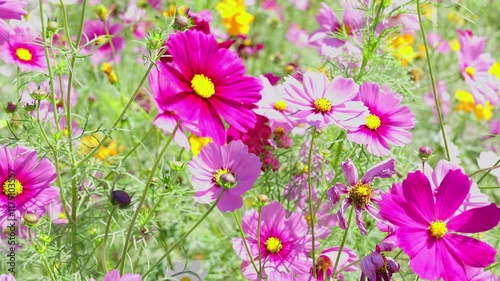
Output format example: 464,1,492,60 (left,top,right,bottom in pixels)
348,182,373,207
15,47,33,62
313,98,332,113
58,213,67,220
191,74,215,98
464,66,475,78
429,220,447,238
180,277,191,281
265,237,283,253
366,114,381,130
274,100,287,112
3,179,23,197
316,255,333,271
